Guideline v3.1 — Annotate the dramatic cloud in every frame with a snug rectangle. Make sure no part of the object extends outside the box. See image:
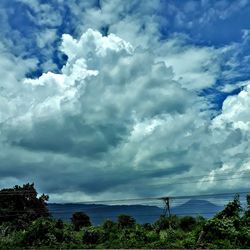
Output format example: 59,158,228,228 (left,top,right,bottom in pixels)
0,0,250,202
